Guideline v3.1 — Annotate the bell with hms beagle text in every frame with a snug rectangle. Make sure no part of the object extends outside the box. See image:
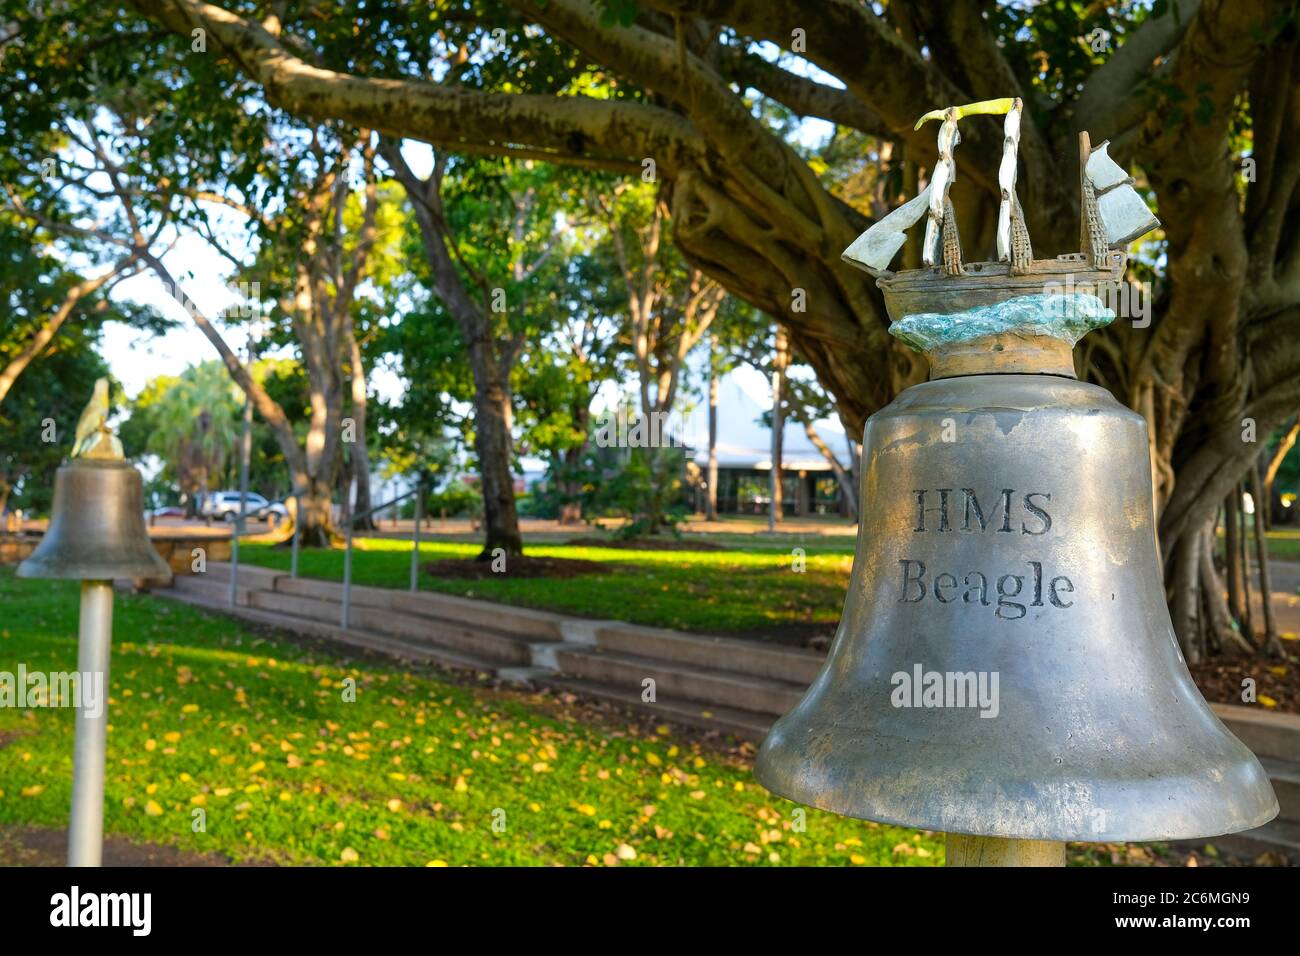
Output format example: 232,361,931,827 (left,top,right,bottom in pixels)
753,102,1277,866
